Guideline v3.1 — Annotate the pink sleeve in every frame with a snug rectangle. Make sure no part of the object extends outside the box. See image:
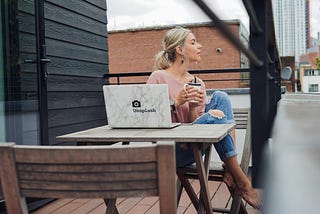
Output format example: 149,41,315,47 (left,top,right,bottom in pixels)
146,71,161,84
